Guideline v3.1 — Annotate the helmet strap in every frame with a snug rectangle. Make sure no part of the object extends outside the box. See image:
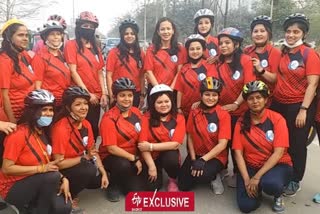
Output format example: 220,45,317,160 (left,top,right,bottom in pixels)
198,30,211,38
116,102,131,113
283,39,303,49
10,41,24,53
45,40,63,50
188,56,202,65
